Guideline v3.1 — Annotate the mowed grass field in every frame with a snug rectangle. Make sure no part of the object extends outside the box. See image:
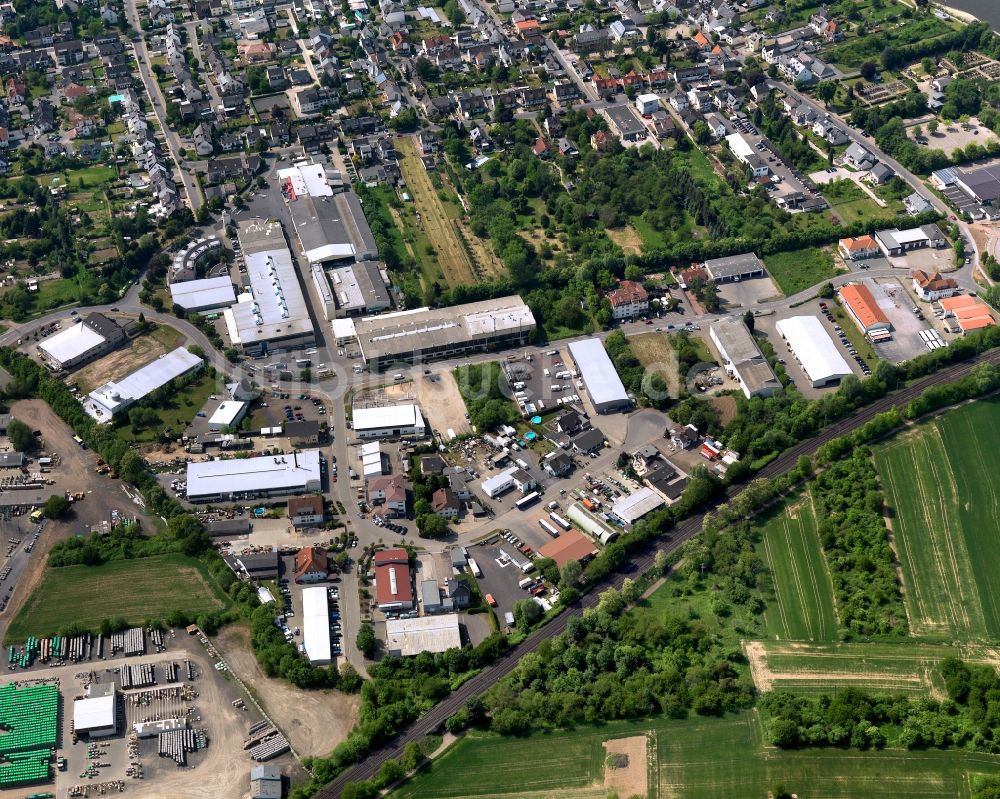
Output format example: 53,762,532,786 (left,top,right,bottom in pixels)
763,247,841,296
759,495,838,642
875,400,1000,641
628,332,680,397
6,554,229,642
391,713,1000,799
